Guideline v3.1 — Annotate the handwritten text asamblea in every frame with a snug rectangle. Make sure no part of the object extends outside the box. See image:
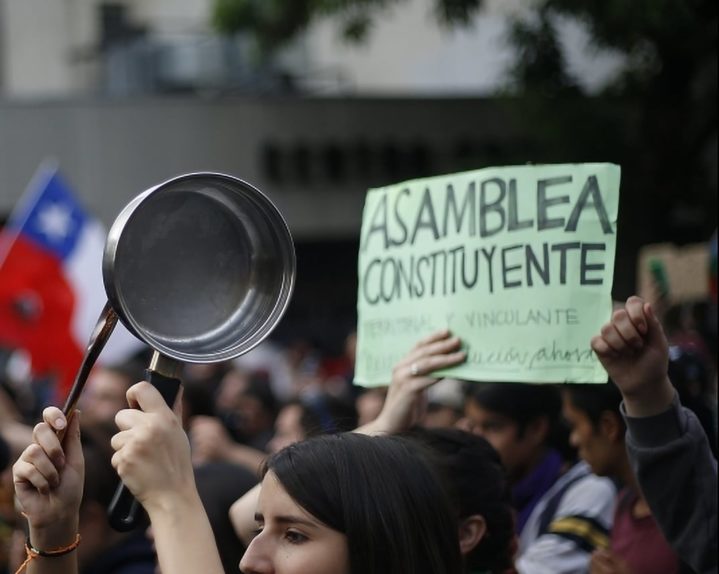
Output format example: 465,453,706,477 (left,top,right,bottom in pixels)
360,174,614,305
